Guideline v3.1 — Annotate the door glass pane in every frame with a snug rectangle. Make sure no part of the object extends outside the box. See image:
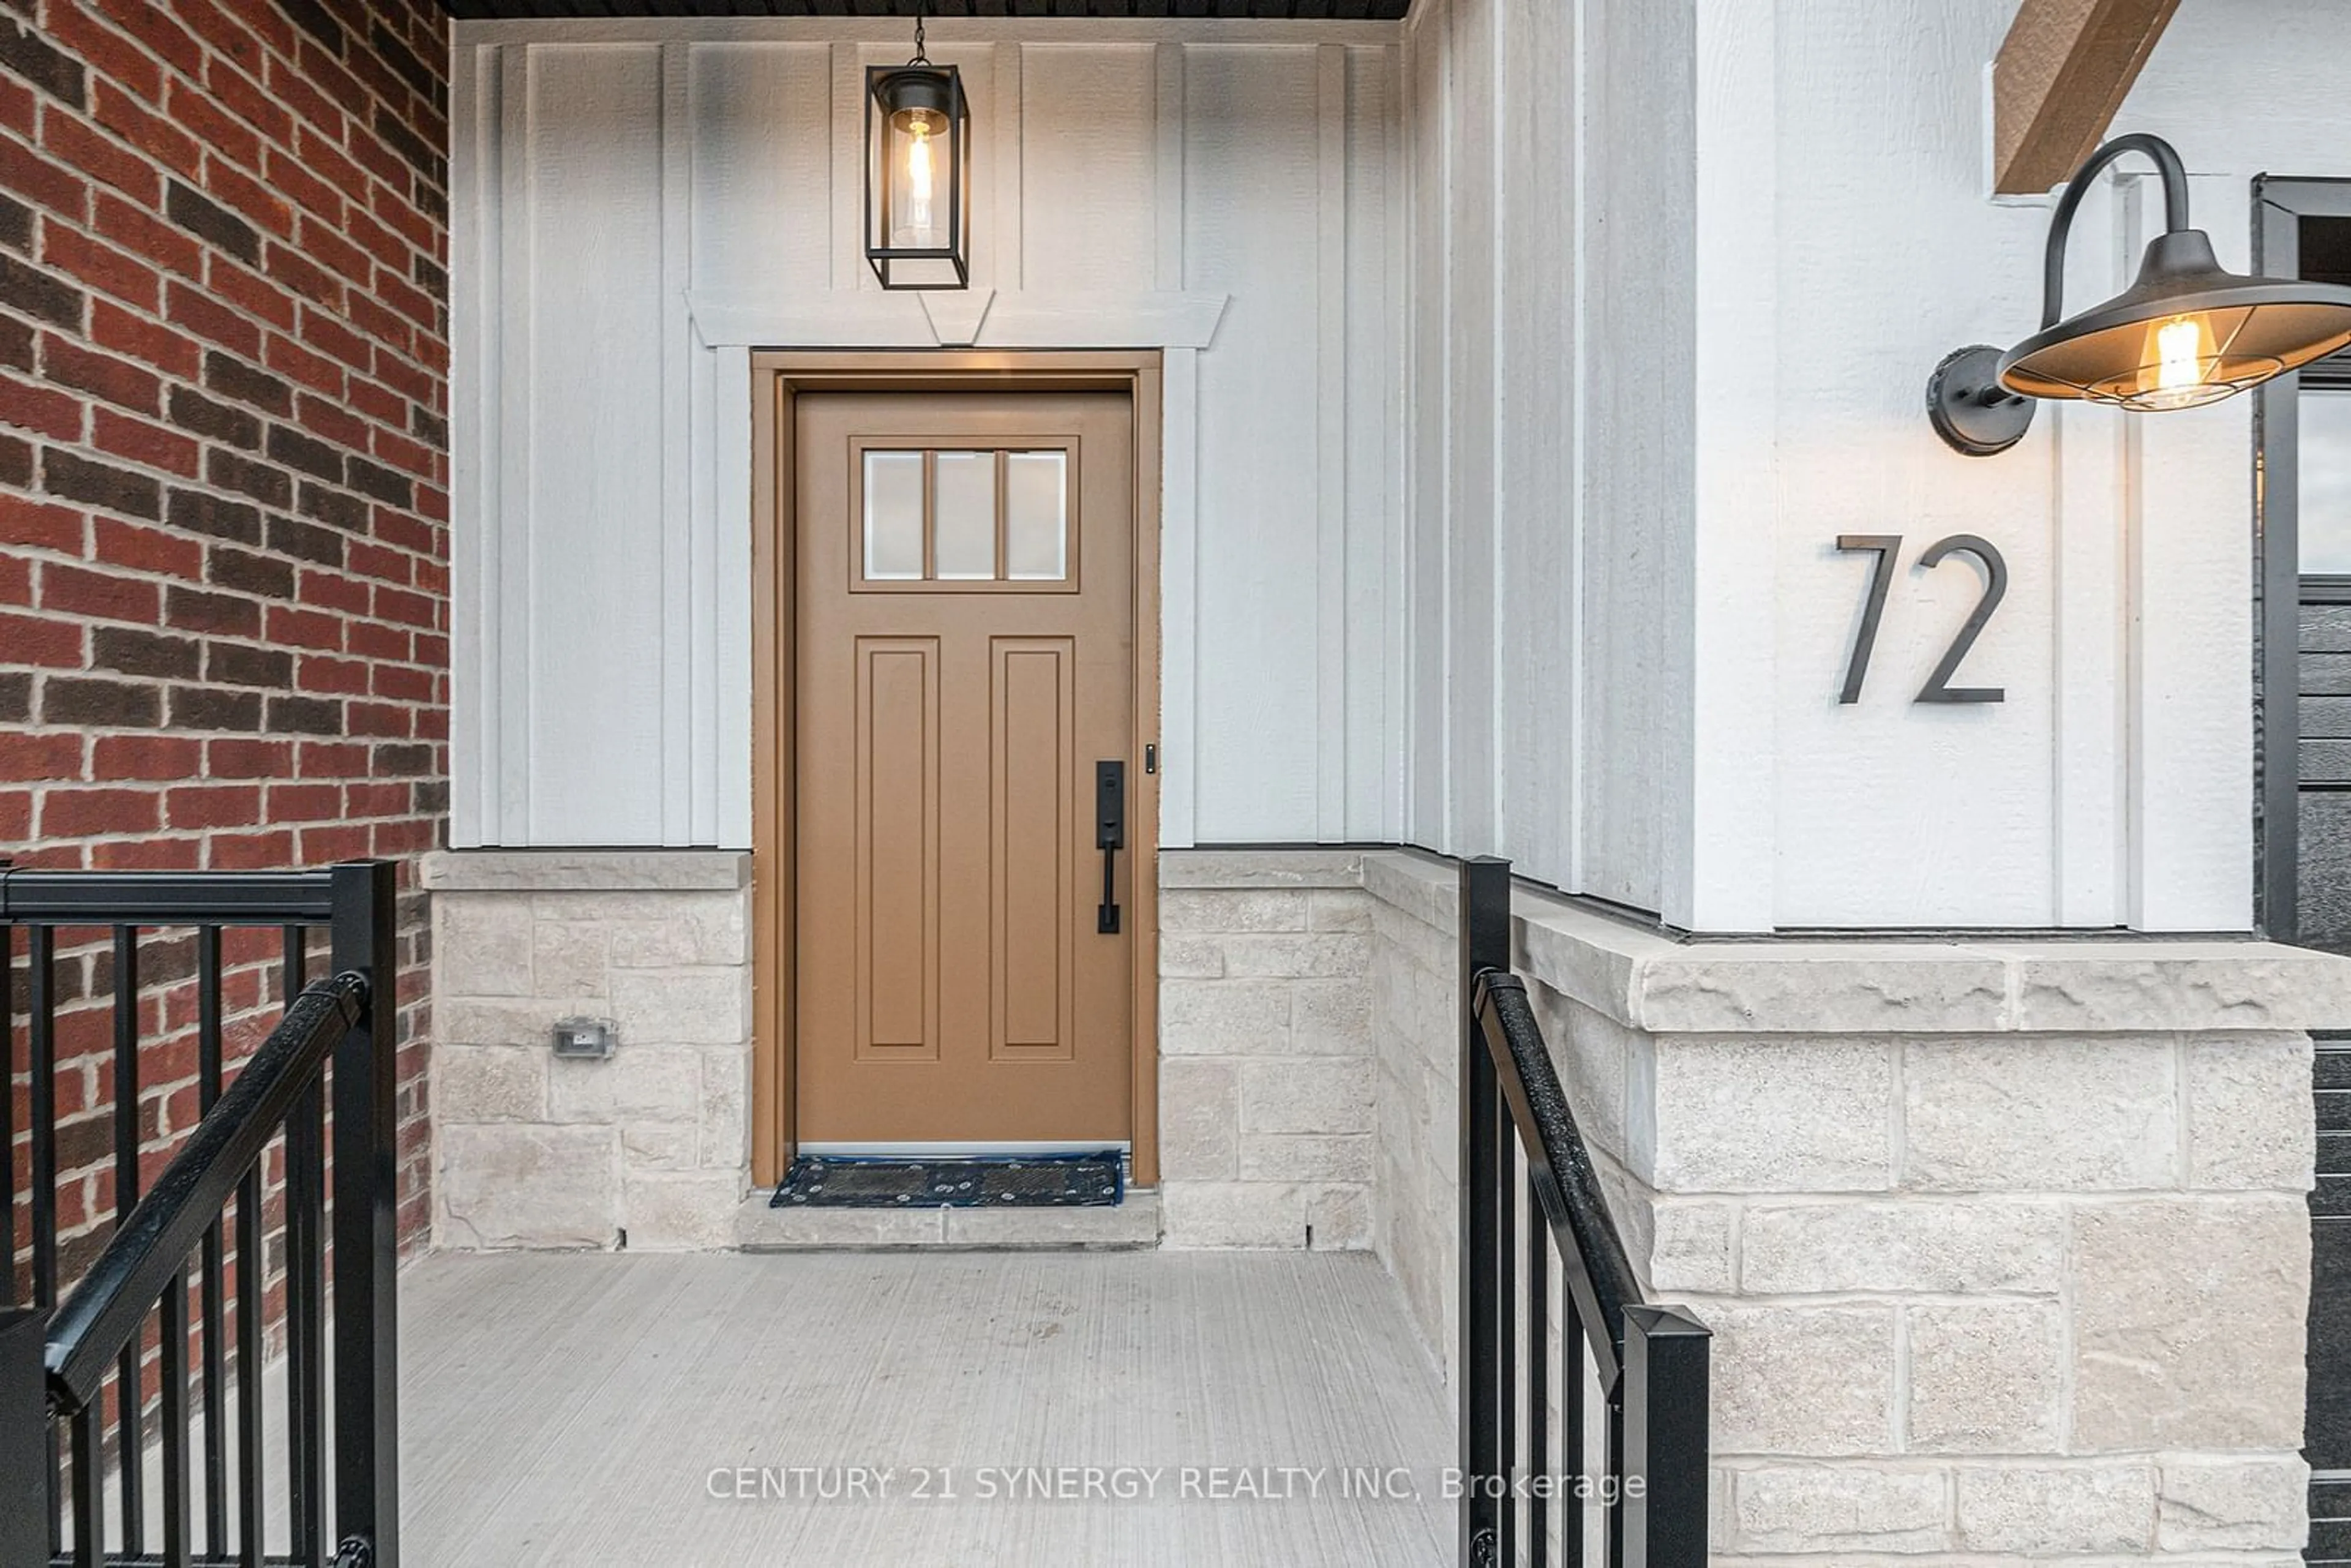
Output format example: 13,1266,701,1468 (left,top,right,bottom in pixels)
1005,451,1068,580
2306,391,2351,574
863,451,924,580
934,451,997,580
